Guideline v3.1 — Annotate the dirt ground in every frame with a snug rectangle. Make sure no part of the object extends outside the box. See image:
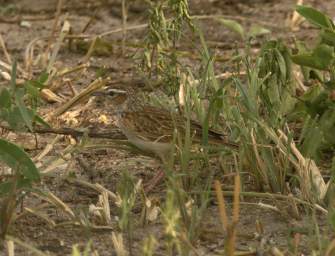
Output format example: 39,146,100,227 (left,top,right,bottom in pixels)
0,0,334,255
